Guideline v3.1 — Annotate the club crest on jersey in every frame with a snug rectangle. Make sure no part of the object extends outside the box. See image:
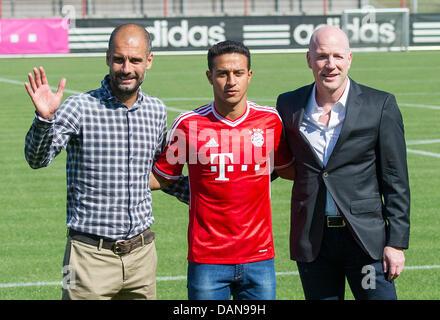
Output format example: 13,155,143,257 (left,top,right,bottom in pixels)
249,128,264,147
